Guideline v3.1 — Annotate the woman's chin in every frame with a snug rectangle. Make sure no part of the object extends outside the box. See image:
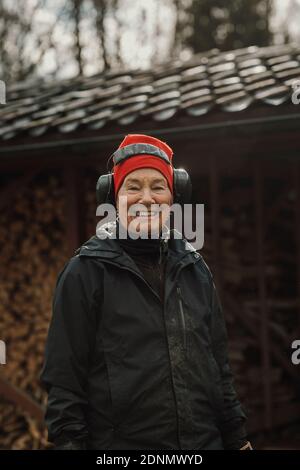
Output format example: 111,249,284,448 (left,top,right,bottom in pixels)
134,220,161,238
121,214,165,238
